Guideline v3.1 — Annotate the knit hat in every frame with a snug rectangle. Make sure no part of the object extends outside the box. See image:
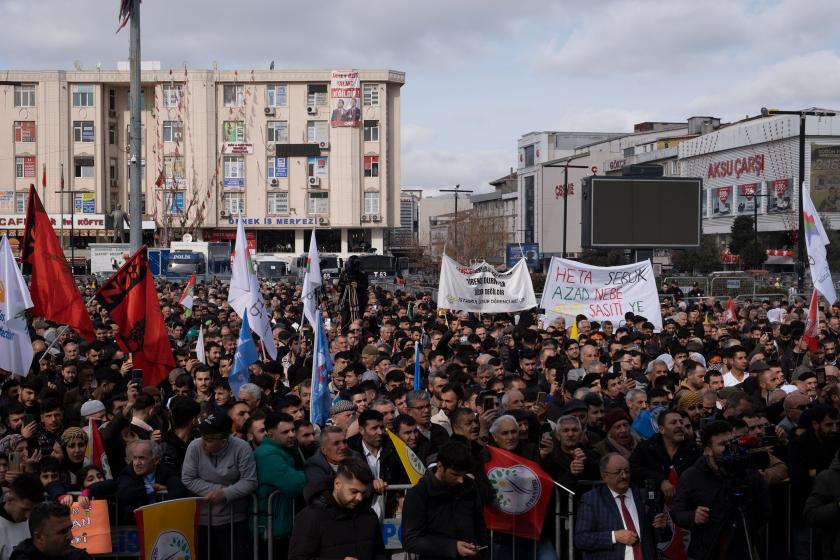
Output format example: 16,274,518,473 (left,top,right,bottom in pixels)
677,391,703,410
603,408,631,432
688,352,706,368
80,400,106,417
330,400,356,417
198,413,232,440
61,427,88,446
